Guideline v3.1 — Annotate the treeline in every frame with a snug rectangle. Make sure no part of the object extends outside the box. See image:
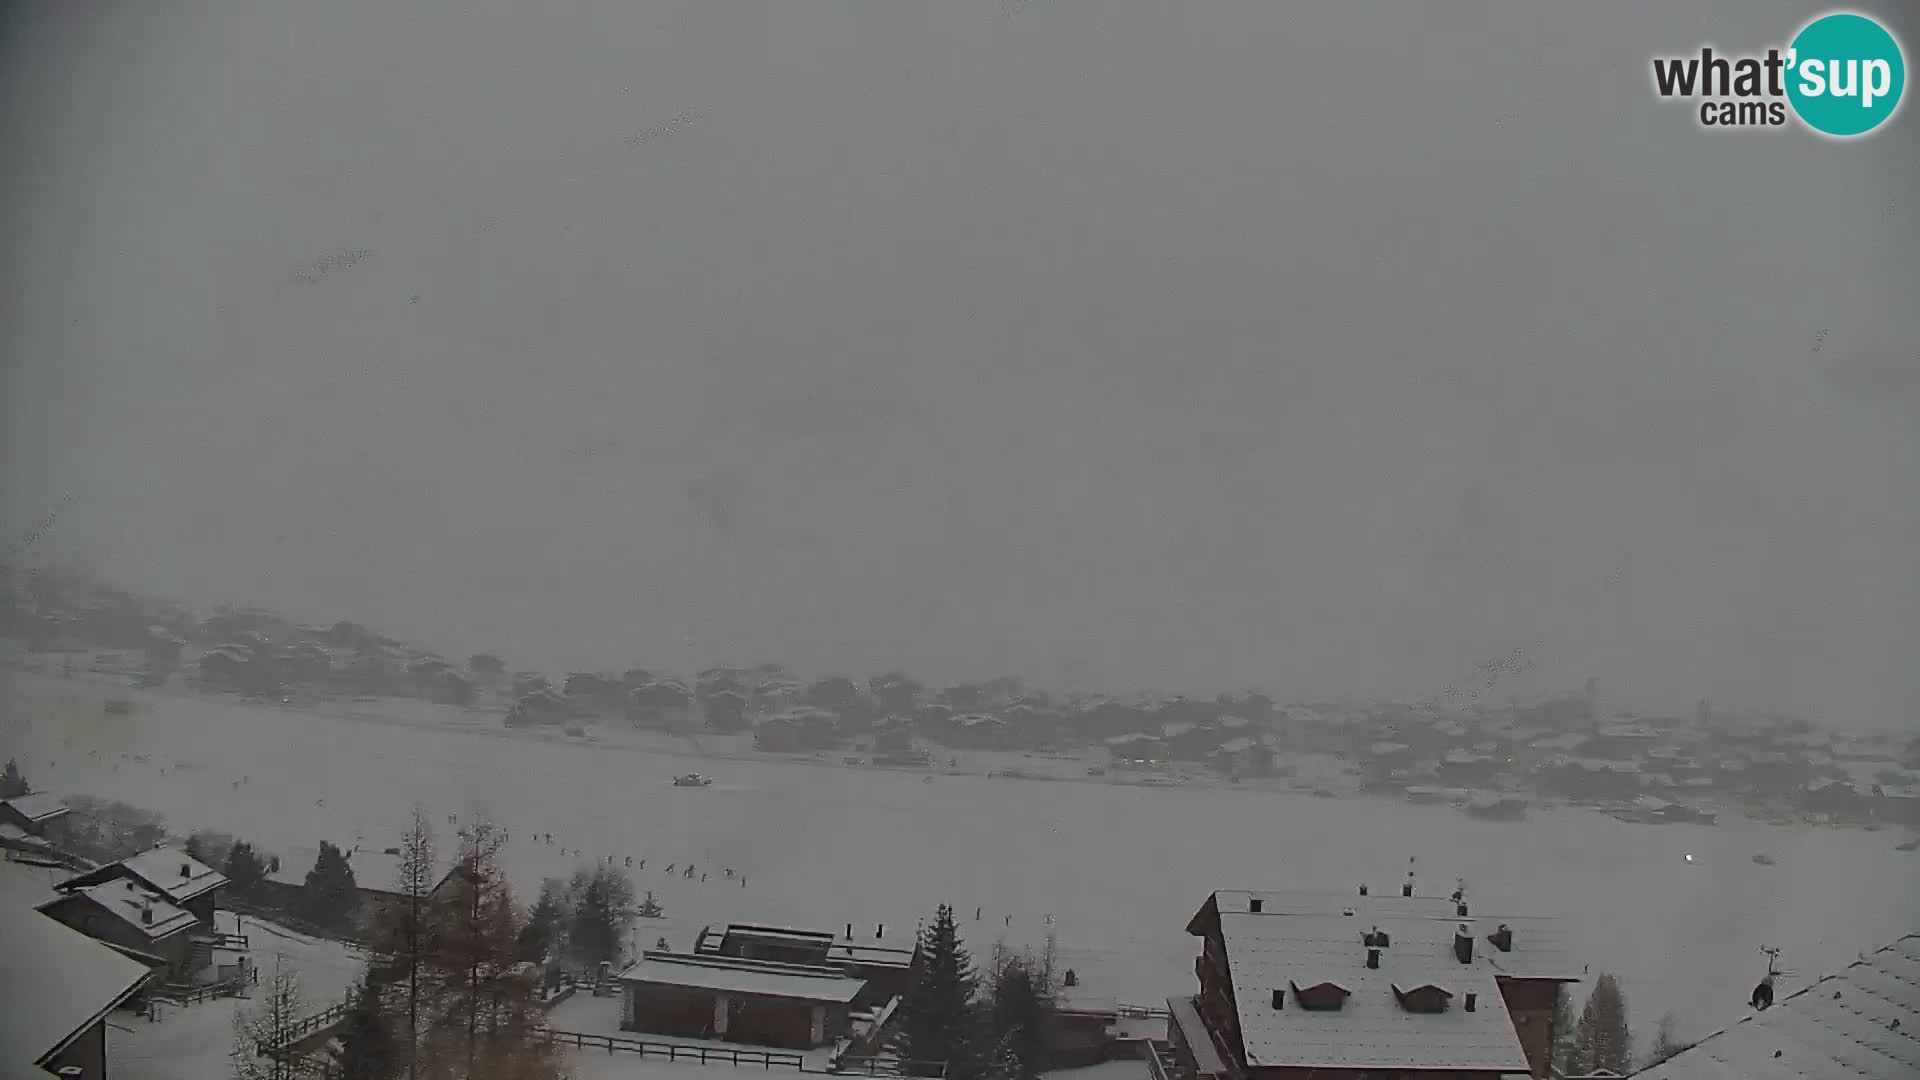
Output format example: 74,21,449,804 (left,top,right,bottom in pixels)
894,904,1061,1080
242,808,573,1080
1550,971,1696,1075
